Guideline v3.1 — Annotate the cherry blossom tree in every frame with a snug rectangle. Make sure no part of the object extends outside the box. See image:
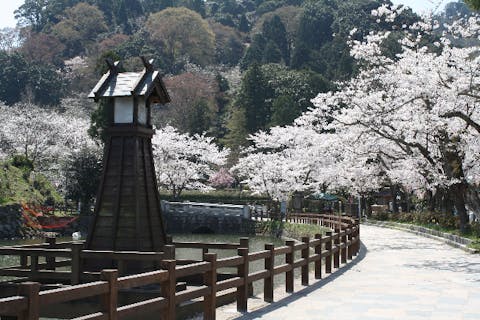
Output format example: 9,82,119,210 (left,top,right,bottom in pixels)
233,124,386,202
152,125,229,199
0,101,98,187
233,126,337,201
301,5,480,232
209,168,235,188
235,4,480,232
